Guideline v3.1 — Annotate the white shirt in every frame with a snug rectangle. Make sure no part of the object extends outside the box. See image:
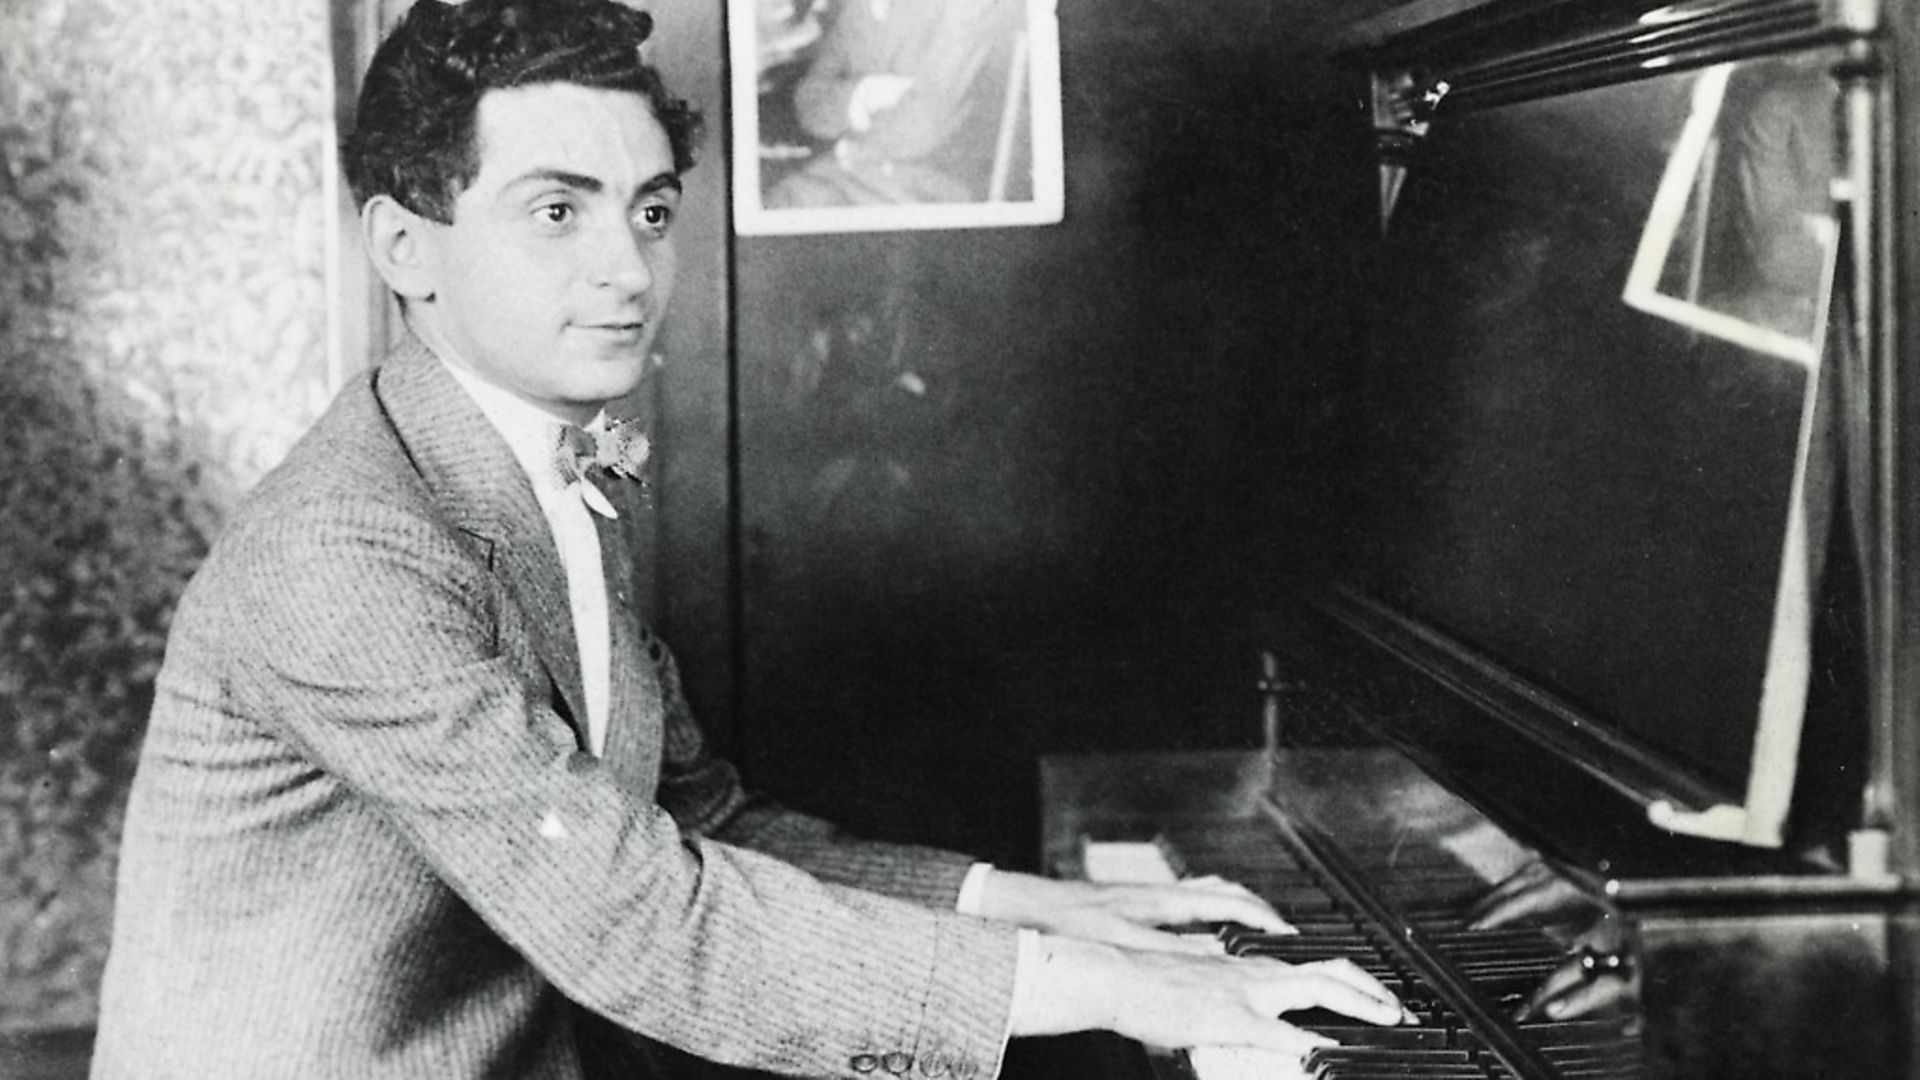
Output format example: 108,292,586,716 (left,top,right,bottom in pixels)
442,362,617,755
